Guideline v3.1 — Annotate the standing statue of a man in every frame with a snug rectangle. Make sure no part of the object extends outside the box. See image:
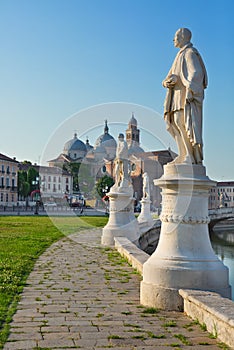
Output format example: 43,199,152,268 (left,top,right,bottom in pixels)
114,133,129,189
142,172,150,200
163,28,208,164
